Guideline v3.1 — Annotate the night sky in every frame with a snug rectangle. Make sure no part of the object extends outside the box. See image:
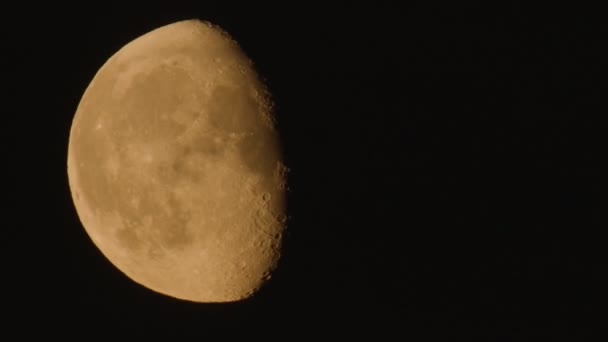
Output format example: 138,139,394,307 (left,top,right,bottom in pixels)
4,2,604,338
